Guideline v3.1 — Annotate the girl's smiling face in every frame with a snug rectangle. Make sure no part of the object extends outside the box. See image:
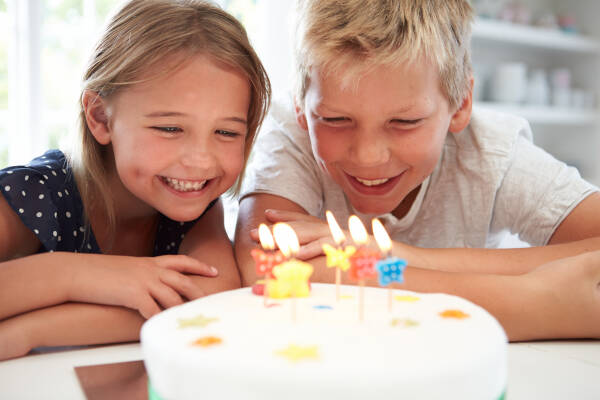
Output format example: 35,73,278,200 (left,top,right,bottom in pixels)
91,54,250,222
296,59,471,216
